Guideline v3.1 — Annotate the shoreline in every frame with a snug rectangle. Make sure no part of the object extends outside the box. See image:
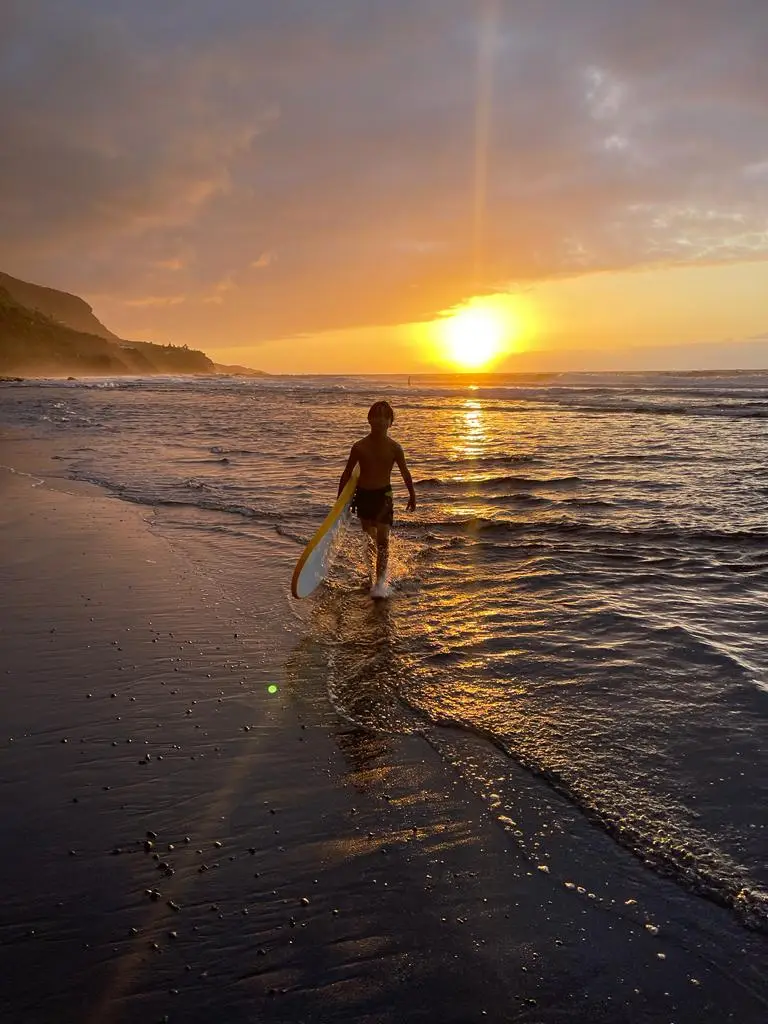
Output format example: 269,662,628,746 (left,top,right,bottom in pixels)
1,432,767,1023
